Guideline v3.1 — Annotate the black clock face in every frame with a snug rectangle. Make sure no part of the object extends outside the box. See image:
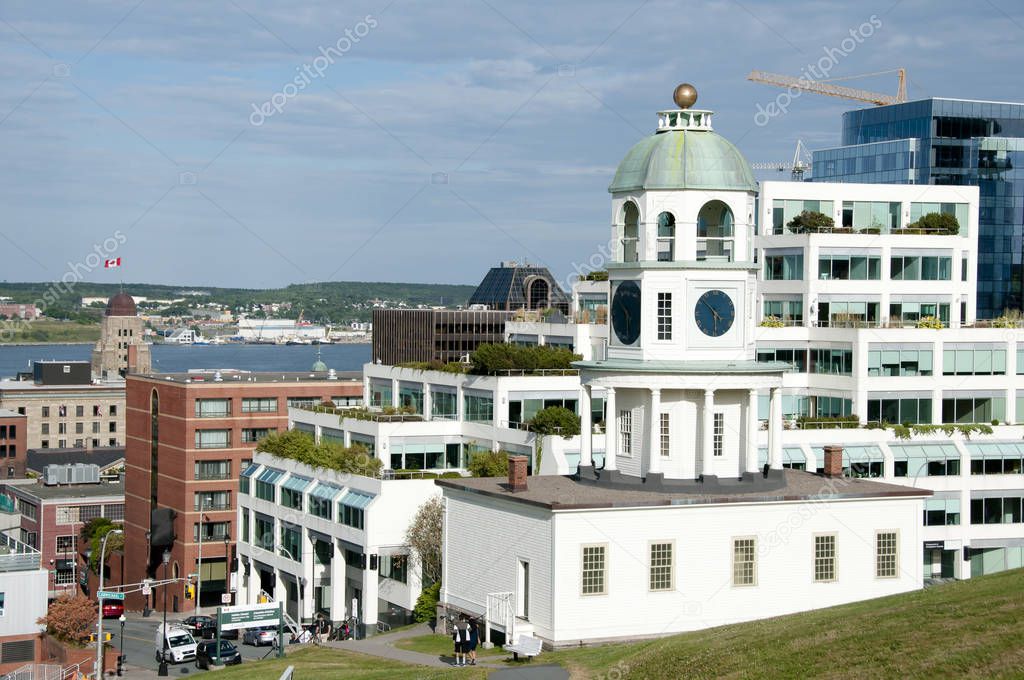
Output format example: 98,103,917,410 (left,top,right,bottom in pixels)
694,289,735,337
611,281,641,345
